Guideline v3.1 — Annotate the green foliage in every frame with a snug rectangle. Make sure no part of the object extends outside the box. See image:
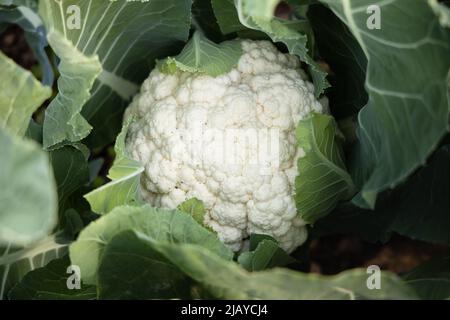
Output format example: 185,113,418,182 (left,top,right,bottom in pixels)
84,117,144,215
38,0,193,149
312,144,450,245
0,235,67,299
177,198,211,230
40,30,102,150
136,239,417,299
307,4,367,118
8,256,96,300
295,113,355,223
97,231,195,299
49,144,90,216
321,0,450,209
0,52,51,136
212,0,329,96
69,205,232,285
0,128,57,246
238,235,296,271
159,31,242,76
